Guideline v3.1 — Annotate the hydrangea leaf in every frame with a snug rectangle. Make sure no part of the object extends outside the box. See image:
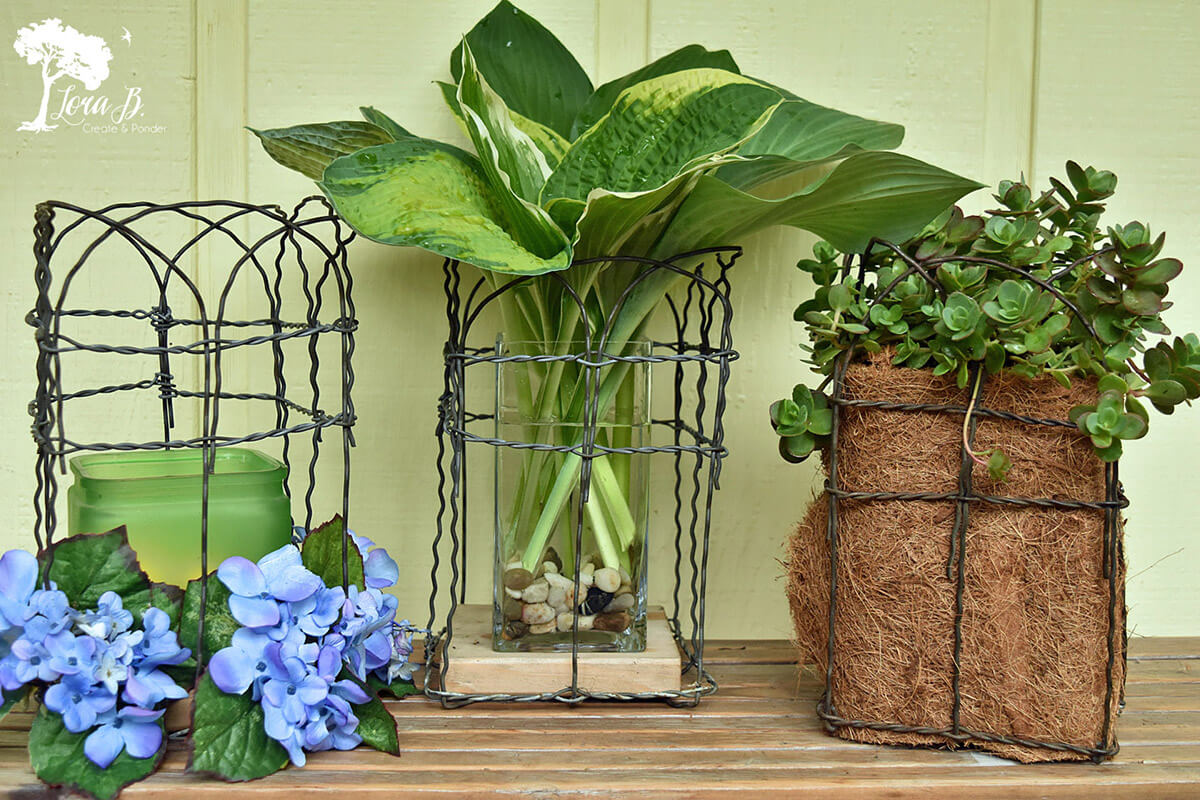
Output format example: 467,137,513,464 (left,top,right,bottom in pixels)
300,515,365,590
319,139,573,276
40,528,151,614
30,705,163,800
366,674,422,699
0,685,28,722
449,0,592,138
570,44,740,139
250,121,397,181
188,674,288,781
541,69,782,207
353,694,400,755
179,573,238,666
